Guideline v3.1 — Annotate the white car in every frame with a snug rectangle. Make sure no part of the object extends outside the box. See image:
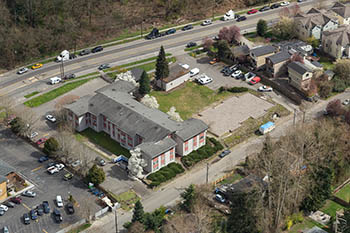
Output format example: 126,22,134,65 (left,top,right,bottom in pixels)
231,70,242,78
22,190,36,197
56,163,65,170
189,68,200,77
181,64,190,69
71,160,81,168
245,72,256,82
258,86,273,92
280,1,290,6
17,67,29,75
46,114,57,123
201,19,212,26
197,74,213,85
56,195,63,207
342,99,350,105
30,132,38,138
0,205,8,212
